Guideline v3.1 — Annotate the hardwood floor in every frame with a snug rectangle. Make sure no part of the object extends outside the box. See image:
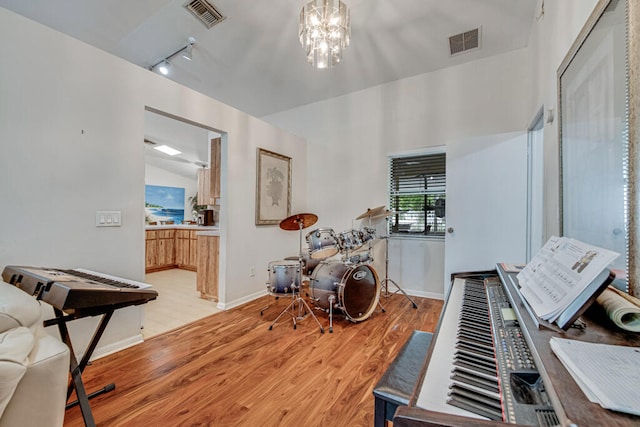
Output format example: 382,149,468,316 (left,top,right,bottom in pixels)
64,291,443,427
